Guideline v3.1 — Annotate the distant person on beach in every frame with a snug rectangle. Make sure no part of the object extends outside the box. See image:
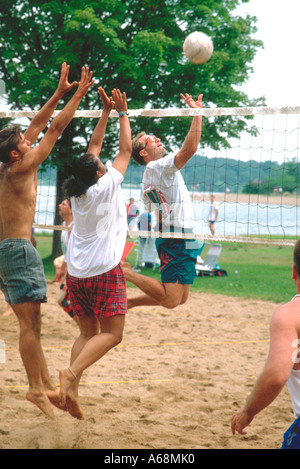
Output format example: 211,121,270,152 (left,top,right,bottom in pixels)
137,209,157,266
54,198,74,284
54,198,78,323
127,197,138,229
2,298,13,317
208,194,218,235
231,238,300,449
0,63,95,418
